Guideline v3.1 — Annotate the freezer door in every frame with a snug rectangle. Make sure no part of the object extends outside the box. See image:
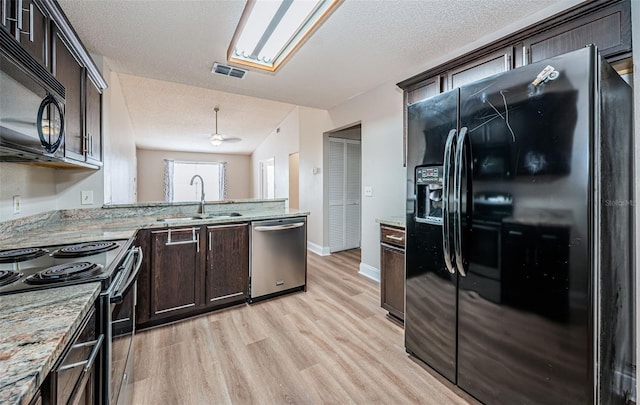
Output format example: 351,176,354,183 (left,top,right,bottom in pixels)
405,90,458,382
456,47,594,405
